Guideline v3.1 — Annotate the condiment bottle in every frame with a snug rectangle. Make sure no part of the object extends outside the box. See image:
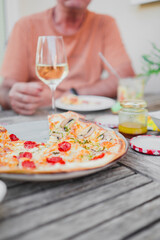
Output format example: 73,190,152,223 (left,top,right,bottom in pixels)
118,100,148,137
